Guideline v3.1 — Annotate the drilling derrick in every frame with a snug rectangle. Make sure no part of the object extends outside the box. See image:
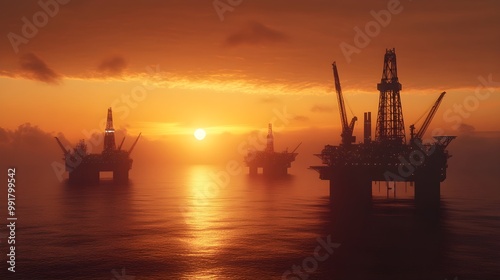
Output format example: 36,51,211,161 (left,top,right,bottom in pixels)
375,49,406,144
244,123,300,177
104,107,116,151
55,108,141,184
265,123,274,152
311,49,456,213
